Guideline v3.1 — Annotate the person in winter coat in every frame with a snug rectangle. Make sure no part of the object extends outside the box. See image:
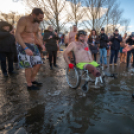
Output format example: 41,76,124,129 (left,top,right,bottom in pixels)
109,29,122,65
0,21,16,77
43,25,60,70
88,29,99,61
122,33,134,68
98,28,108,68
